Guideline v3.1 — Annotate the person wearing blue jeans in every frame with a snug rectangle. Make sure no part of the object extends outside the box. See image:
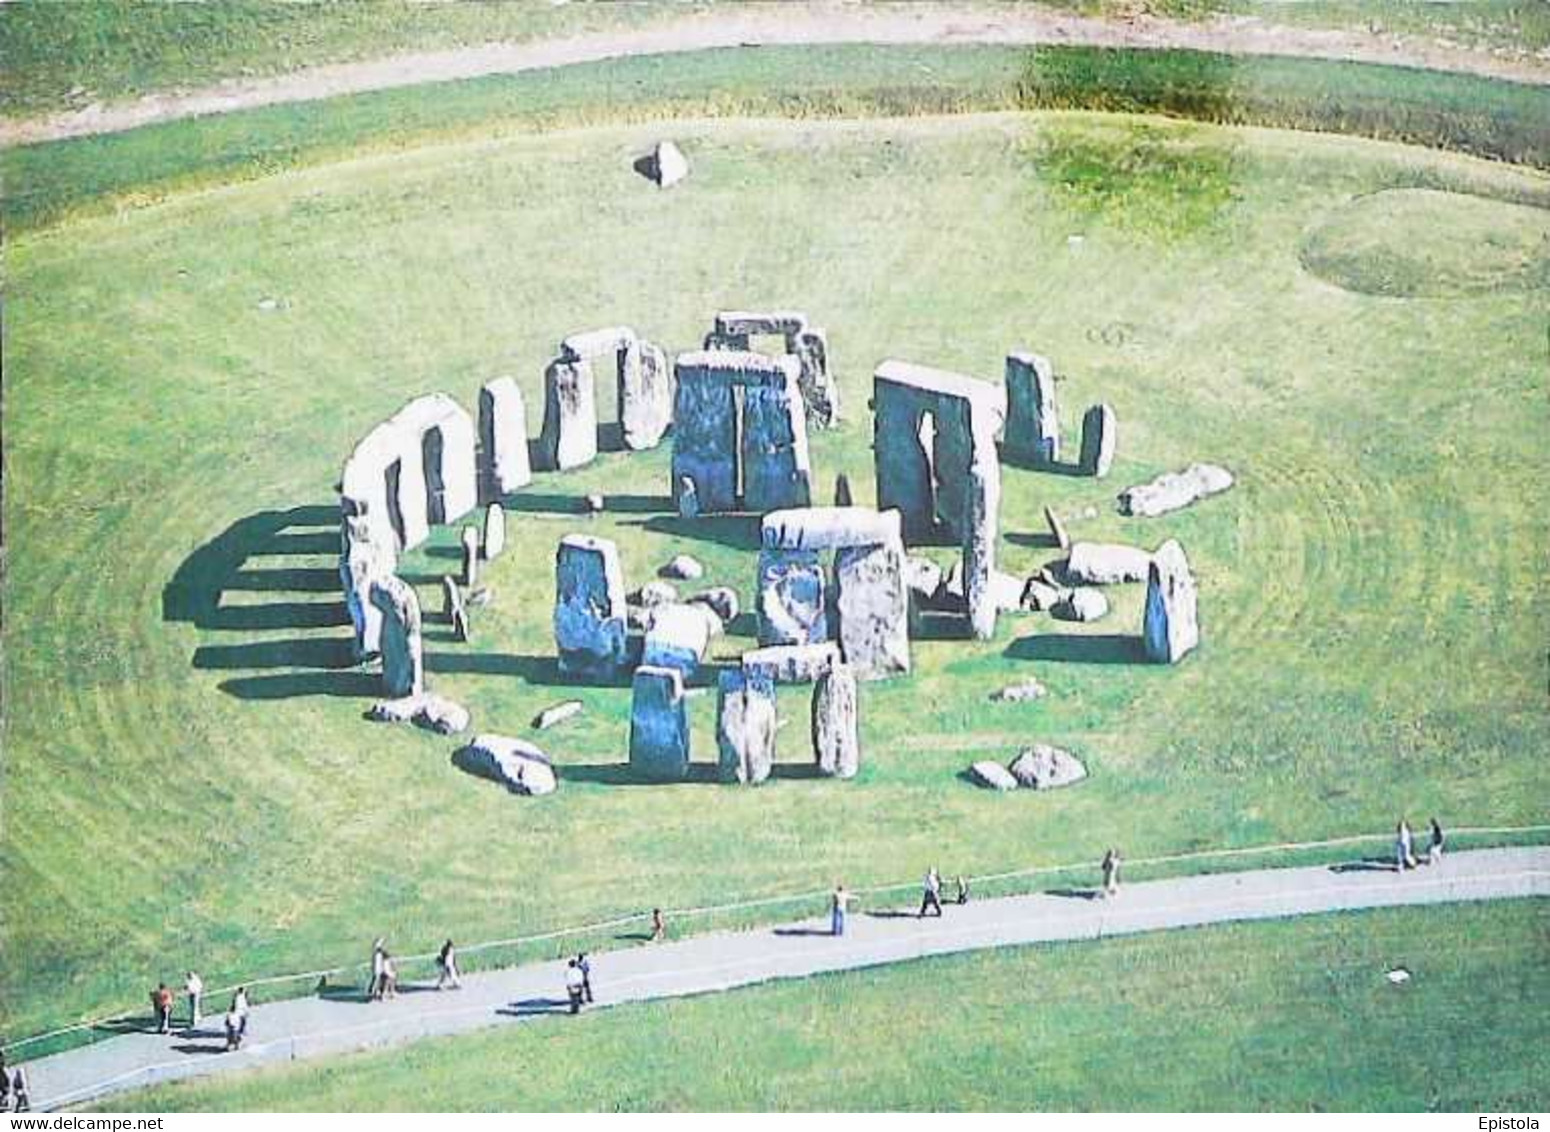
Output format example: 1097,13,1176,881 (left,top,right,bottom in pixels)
831,883,850,936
